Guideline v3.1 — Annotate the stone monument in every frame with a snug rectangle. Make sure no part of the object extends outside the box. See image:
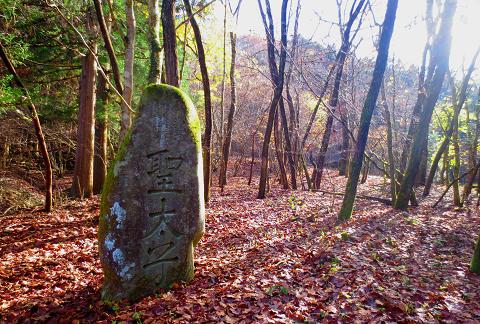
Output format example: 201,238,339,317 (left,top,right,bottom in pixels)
98,84,205,301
